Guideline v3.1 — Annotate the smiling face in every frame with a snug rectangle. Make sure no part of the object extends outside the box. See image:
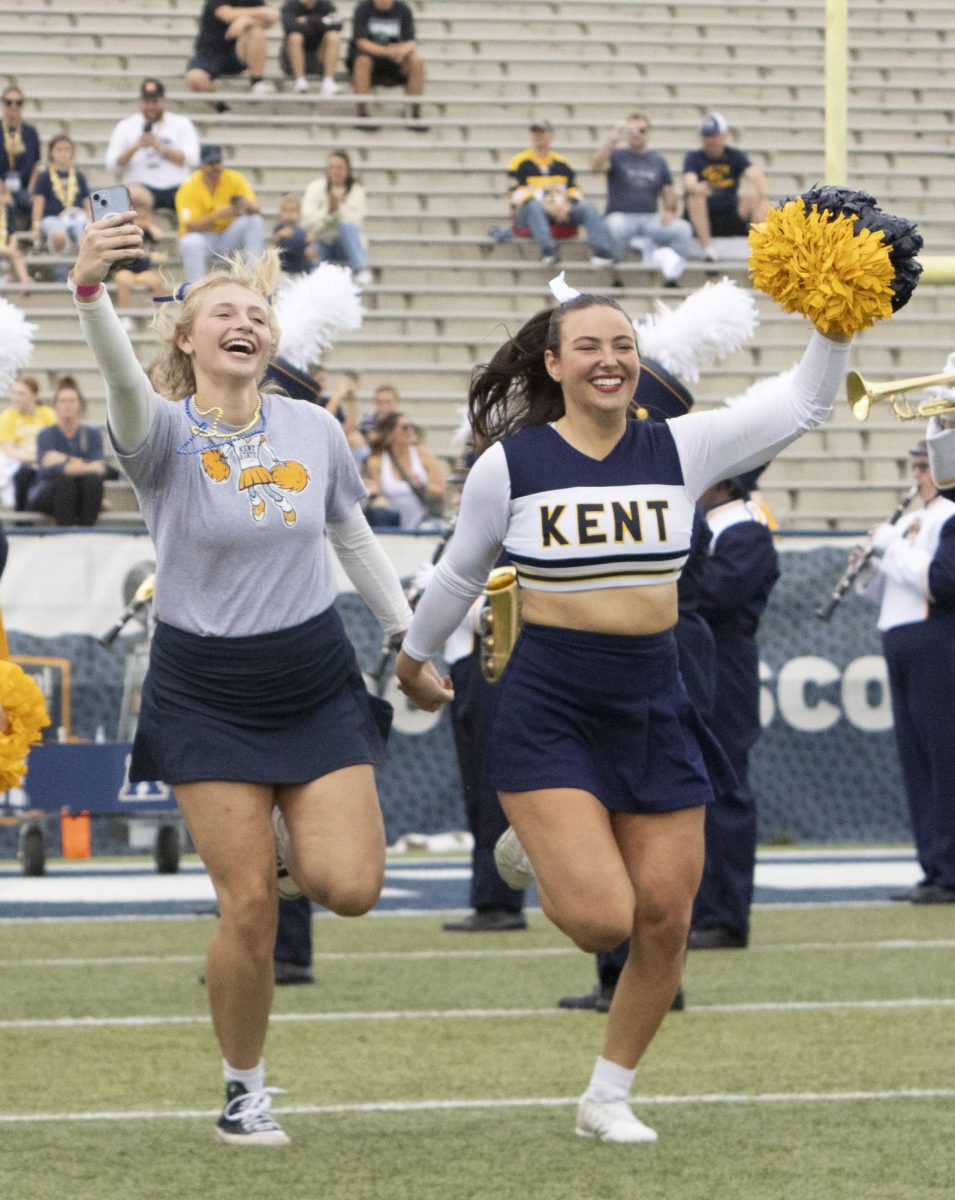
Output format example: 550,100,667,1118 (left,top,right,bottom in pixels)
176,283,273,388
544,304,640,422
